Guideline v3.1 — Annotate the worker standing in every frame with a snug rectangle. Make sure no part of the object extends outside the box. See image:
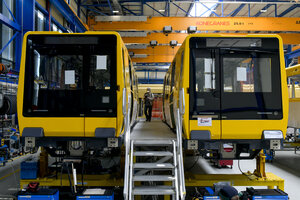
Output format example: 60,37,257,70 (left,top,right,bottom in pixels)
144,88,154,122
